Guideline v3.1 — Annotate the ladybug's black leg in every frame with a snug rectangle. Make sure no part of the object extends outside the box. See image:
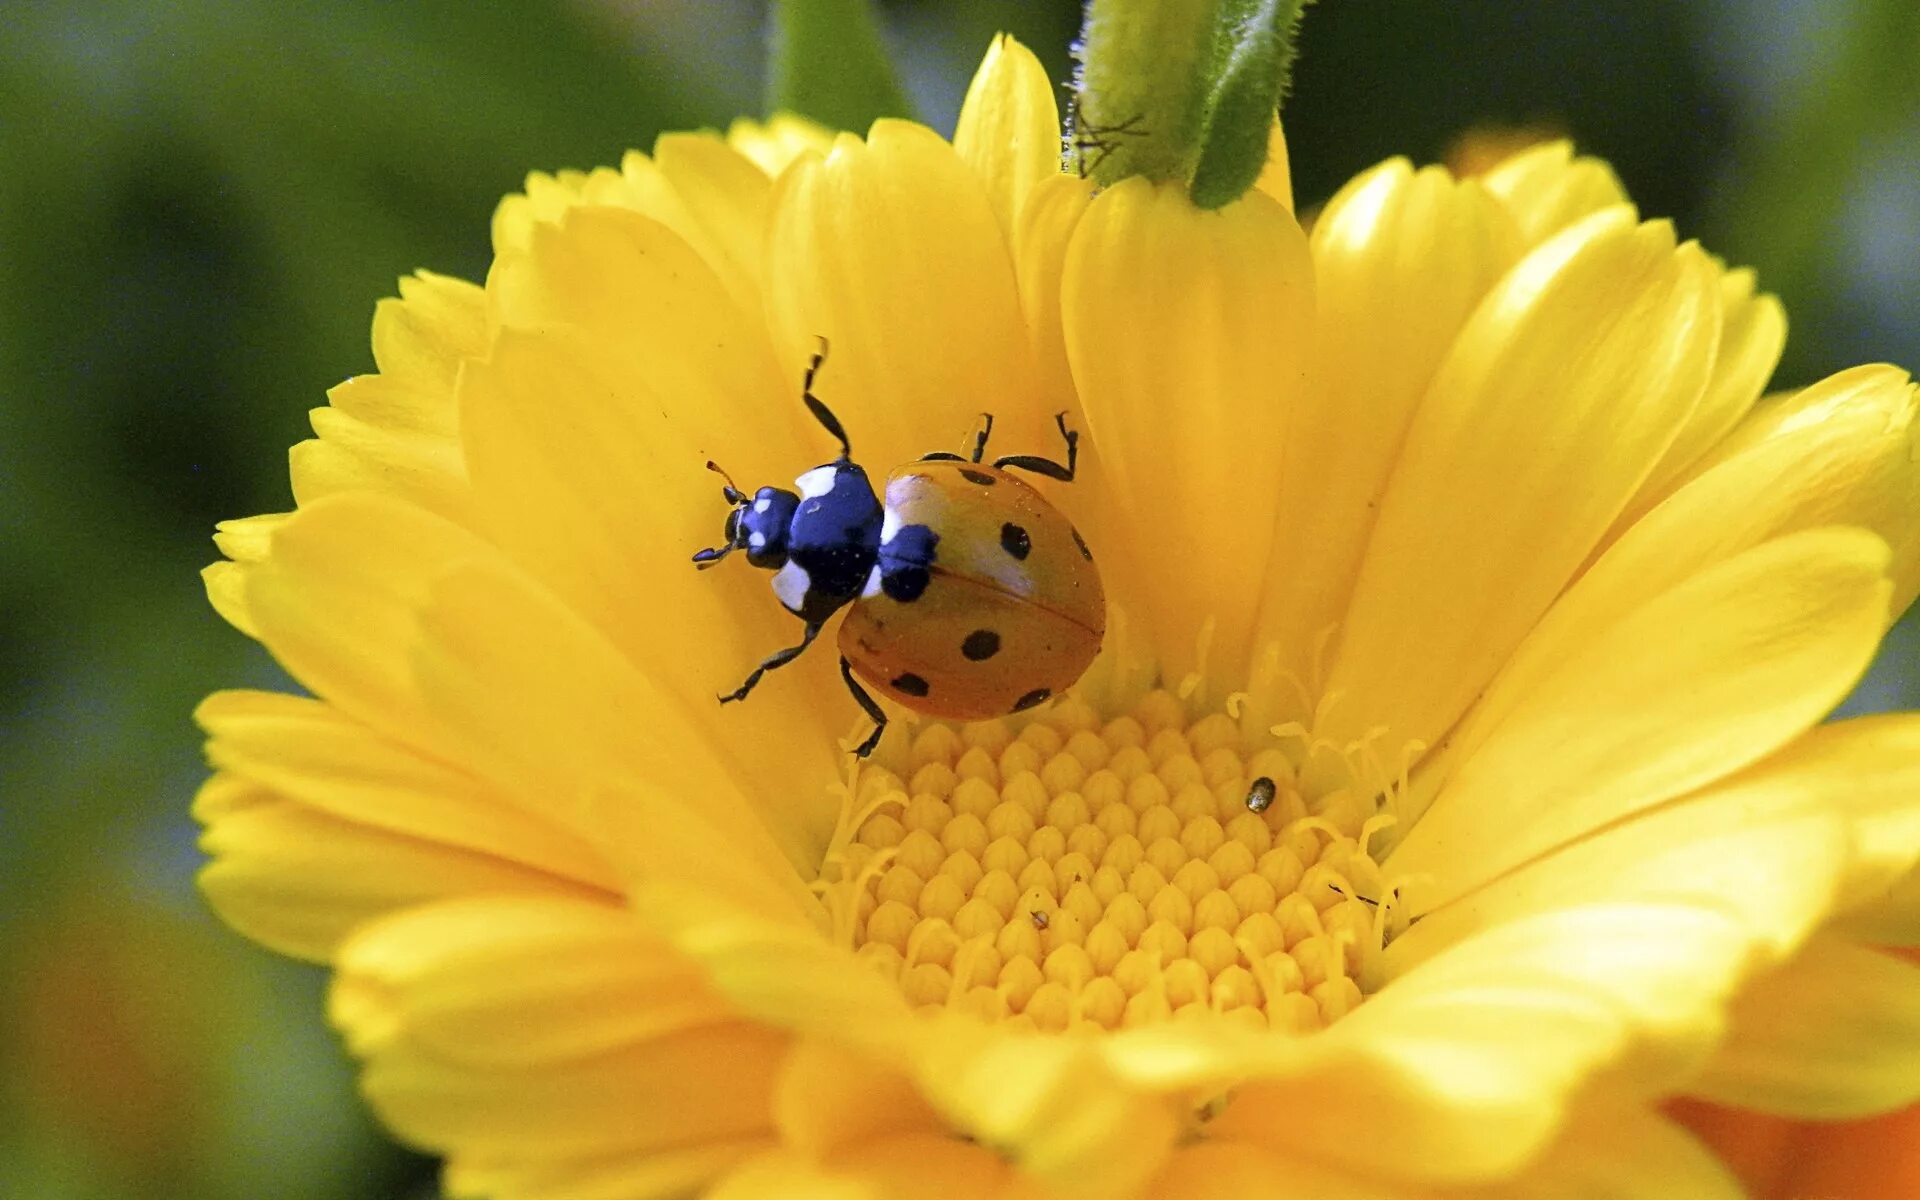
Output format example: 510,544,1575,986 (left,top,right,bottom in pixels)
919,413,995,464
720,621,823,704
801,337,853,460
691,544,733,569
969,412,995,463
992,411,1078,482
841,656,888,758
